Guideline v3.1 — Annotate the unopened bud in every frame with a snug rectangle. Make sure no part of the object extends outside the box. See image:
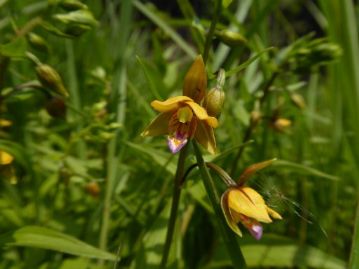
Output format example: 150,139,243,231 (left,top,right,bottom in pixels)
203,69,225,117
54,9,97,28
273,118,291,132
0,119,12,127
290,93,306,109
0,150,14,165
36,64,69,97
183,55,207,103
250,110,262,127
215,29,247,46
85,181,101,198
60,0,88,11
28,33,49,52
45,97,66,118
204,87,225,117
